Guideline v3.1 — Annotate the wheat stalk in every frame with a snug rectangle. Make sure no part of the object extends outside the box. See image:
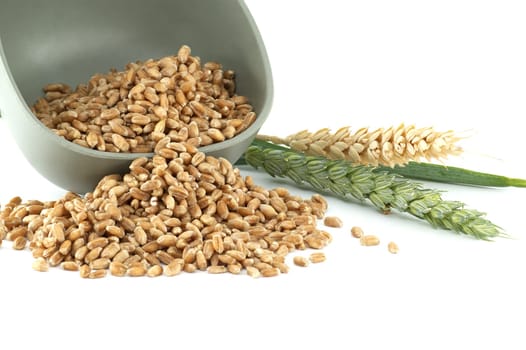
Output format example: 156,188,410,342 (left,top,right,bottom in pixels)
257,124,463,166
243,140,503,240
